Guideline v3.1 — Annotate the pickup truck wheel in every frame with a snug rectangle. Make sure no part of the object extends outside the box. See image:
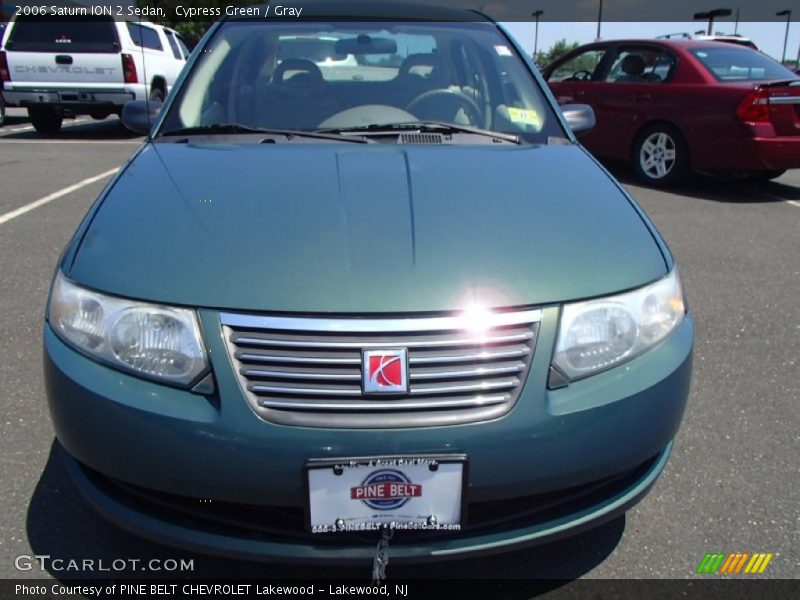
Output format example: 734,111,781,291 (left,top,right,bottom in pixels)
0,96,5,127
28,108,63,134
